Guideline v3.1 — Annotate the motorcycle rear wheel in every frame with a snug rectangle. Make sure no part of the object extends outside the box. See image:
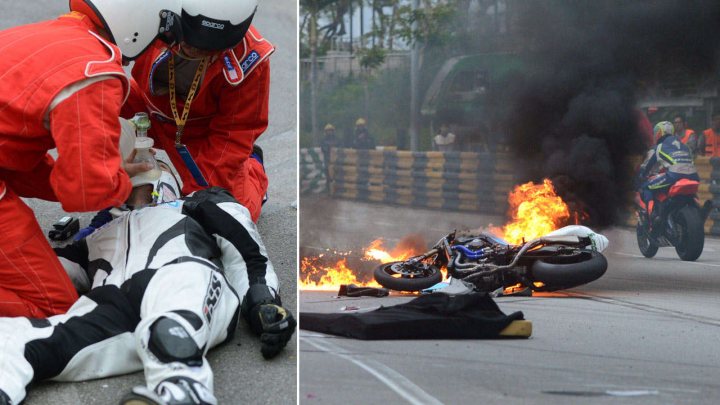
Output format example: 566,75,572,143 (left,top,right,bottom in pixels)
673,206,704,261
636,220,658,258
373,261,443,292
530,250,607,292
